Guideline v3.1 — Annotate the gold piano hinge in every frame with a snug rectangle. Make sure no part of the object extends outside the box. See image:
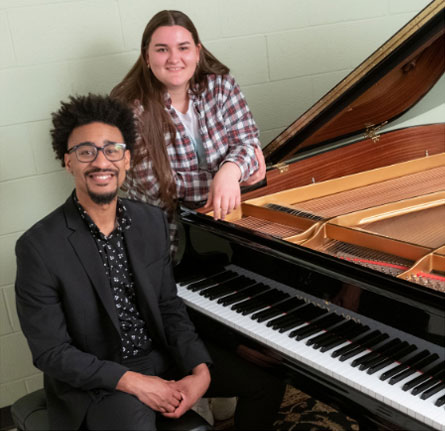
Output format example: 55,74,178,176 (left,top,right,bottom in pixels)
273,162,289,174
364,121,388,143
